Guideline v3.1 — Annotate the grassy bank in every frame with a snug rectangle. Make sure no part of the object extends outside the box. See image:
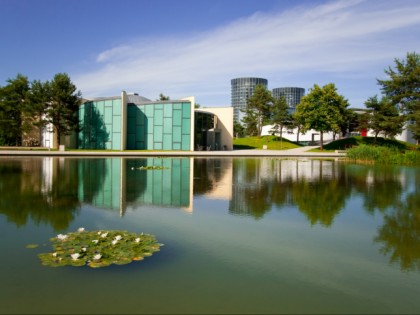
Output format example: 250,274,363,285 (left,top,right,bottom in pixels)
233,135,300,150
